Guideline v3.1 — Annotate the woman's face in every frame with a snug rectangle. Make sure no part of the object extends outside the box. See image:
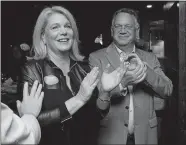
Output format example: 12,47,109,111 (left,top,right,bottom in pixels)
43,13,74,53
